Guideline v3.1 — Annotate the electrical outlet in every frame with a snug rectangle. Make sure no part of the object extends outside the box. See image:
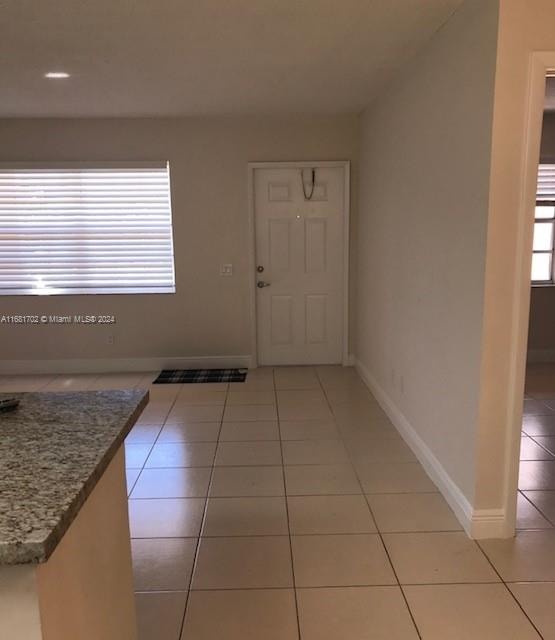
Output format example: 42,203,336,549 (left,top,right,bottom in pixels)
220,263,233,276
